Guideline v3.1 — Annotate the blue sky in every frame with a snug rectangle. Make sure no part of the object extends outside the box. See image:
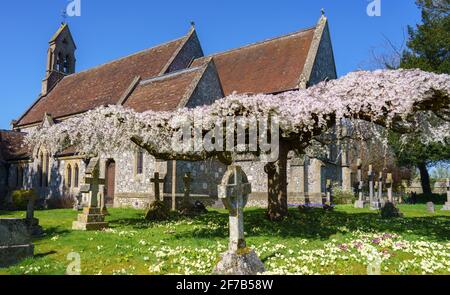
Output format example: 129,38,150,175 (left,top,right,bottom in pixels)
0,0,421,130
